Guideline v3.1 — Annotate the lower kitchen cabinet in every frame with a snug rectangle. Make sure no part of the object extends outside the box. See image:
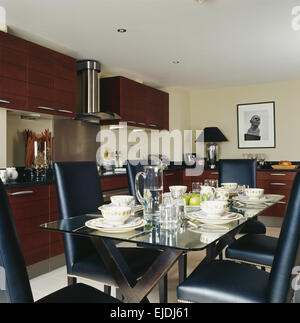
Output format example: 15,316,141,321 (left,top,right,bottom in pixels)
163,170,182,192
257,171,296,217
6,185,51,266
